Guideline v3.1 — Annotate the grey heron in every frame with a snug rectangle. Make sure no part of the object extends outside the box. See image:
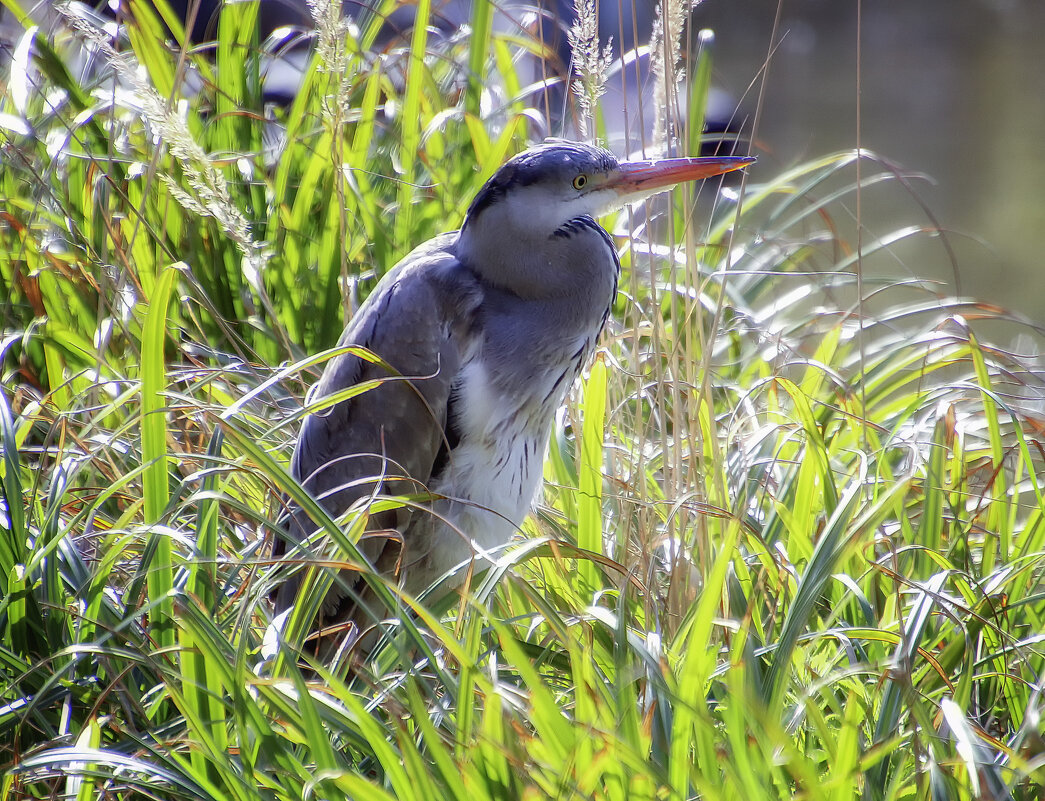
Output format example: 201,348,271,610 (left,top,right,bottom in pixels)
274,140,753,650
